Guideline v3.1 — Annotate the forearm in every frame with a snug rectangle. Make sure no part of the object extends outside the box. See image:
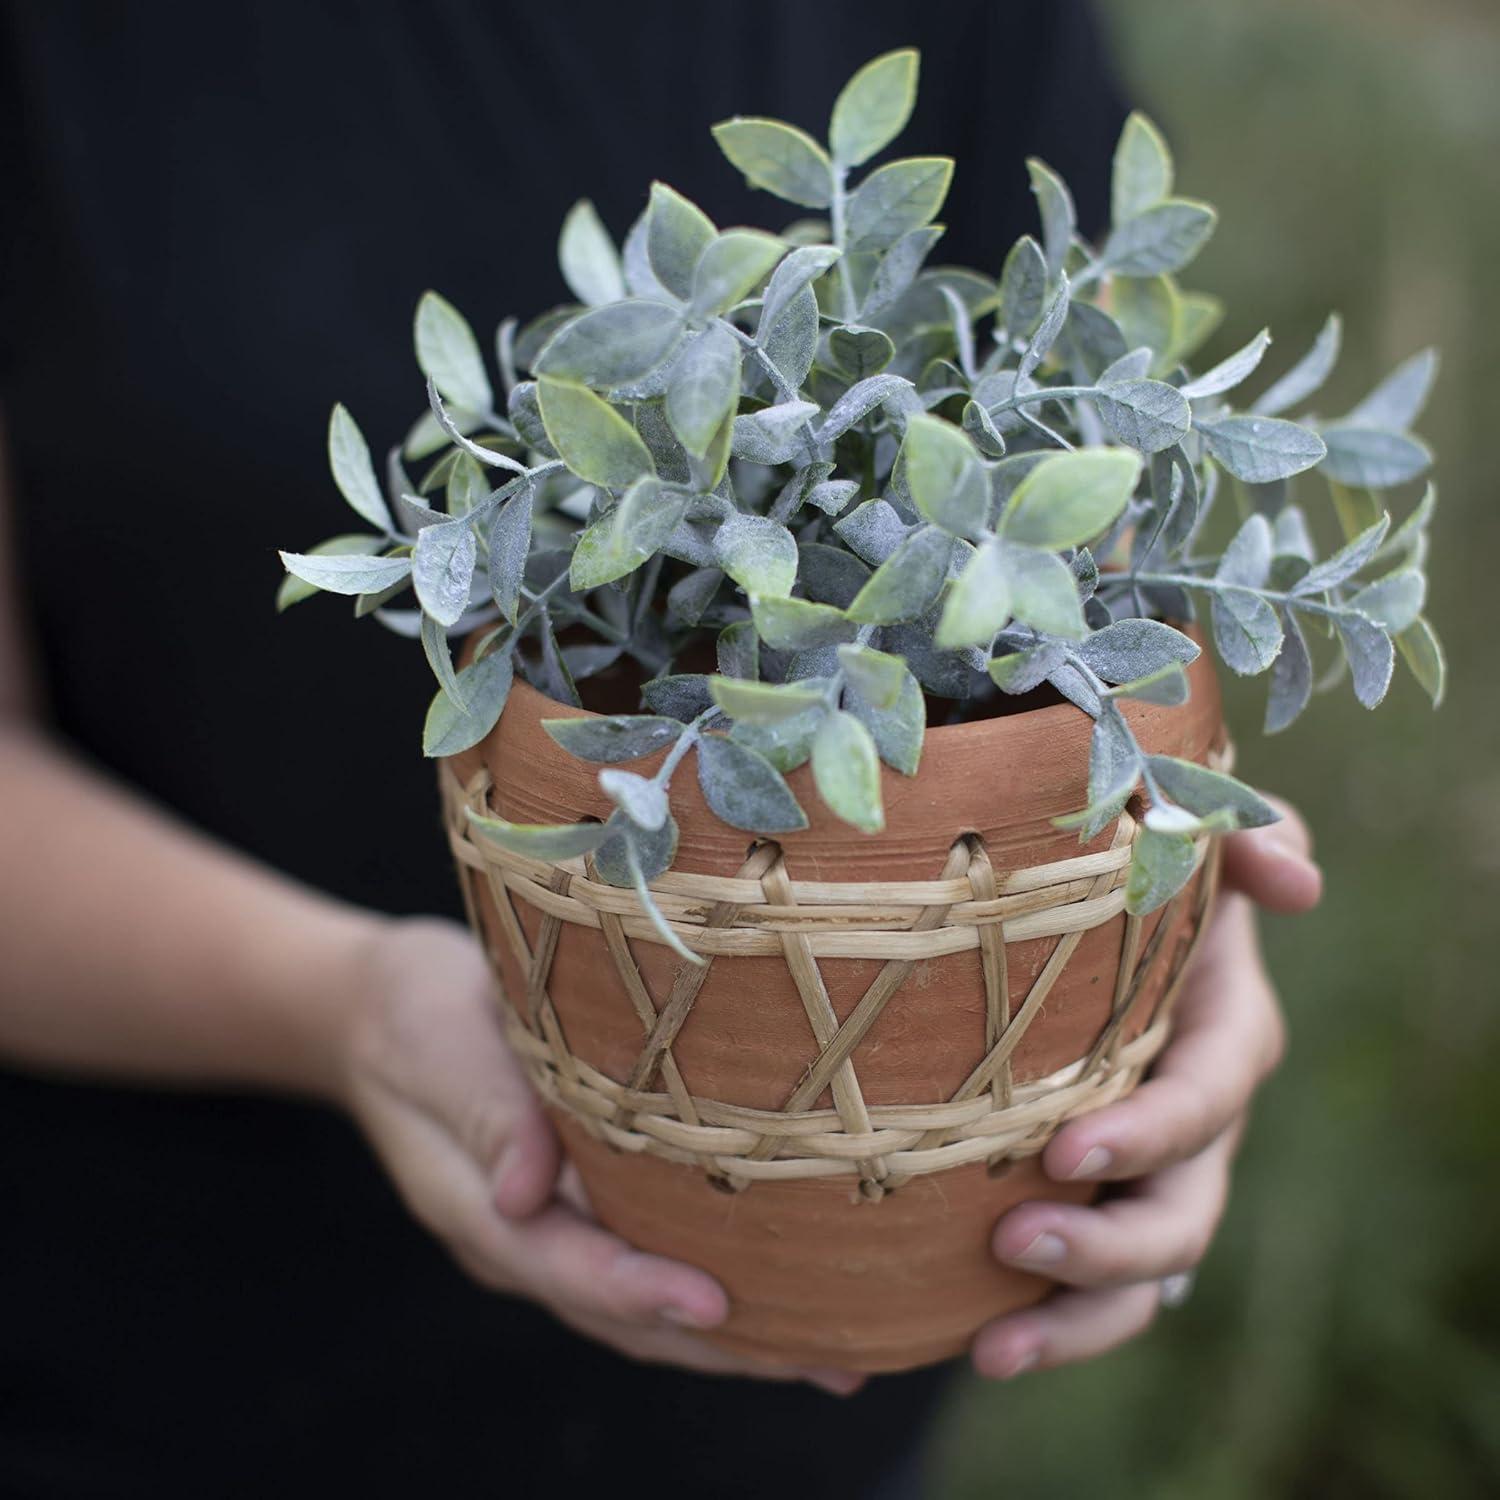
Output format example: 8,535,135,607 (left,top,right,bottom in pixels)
0,722,379,1099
